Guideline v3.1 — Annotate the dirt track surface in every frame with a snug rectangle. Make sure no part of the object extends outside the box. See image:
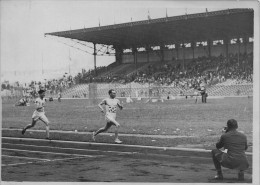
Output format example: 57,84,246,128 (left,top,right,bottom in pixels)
2,128,253,153
1,152,253,182
2,137,252,183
